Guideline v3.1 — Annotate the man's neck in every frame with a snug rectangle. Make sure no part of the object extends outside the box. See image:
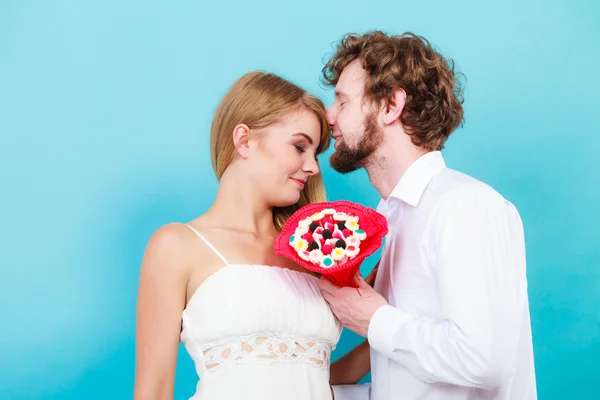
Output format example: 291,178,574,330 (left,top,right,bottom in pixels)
364,136,429,200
